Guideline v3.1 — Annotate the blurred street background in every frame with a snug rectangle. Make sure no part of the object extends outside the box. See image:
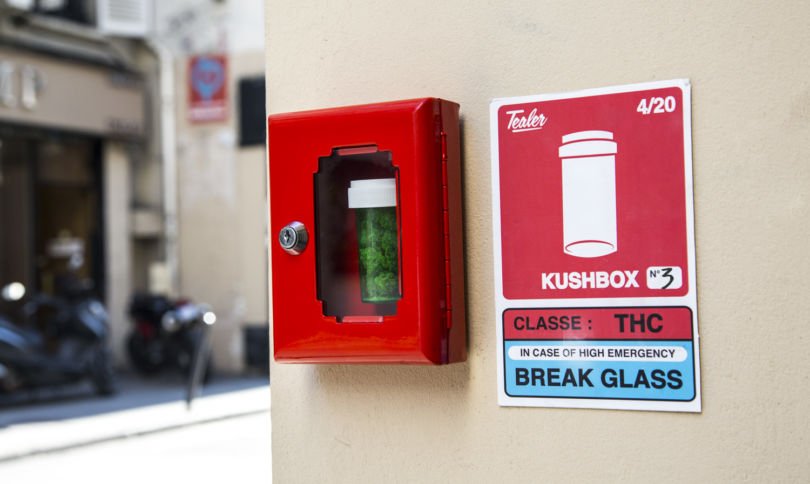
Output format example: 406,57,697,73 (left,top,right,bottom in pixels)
0,373,270,480
0,0,271,480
